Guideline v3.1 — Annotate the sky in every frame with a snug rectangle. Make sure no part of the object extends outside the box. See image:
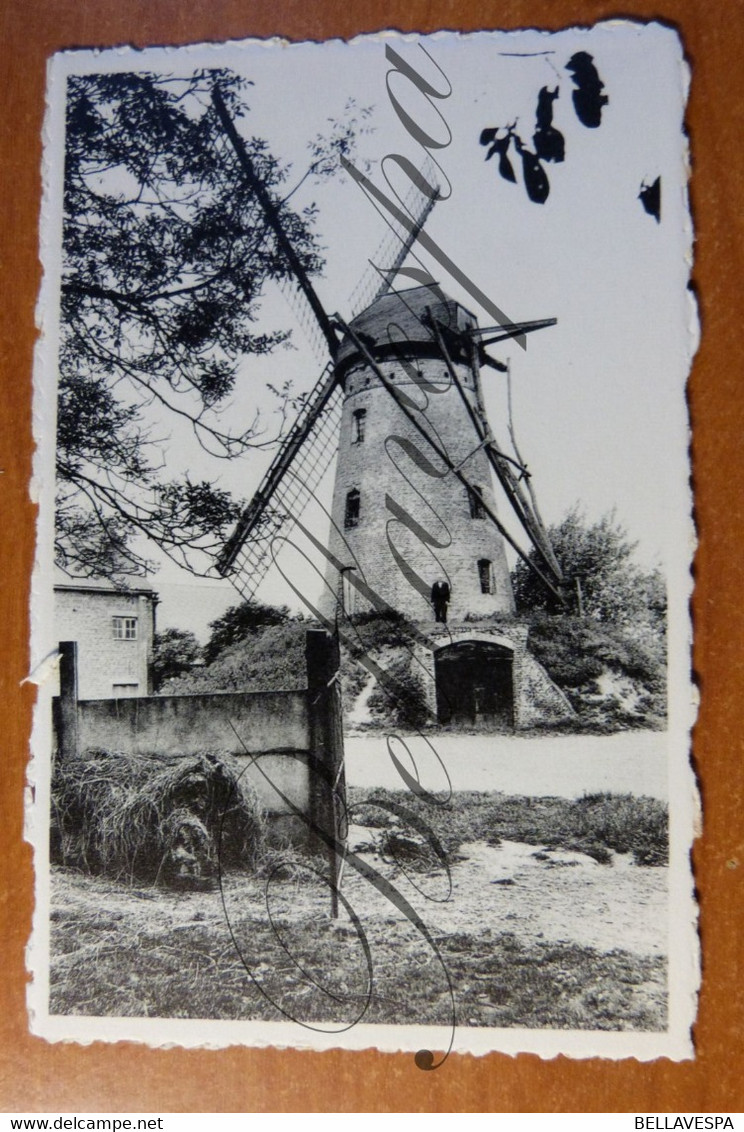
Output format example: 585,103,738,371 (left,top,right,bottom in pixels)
46,23,695,641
